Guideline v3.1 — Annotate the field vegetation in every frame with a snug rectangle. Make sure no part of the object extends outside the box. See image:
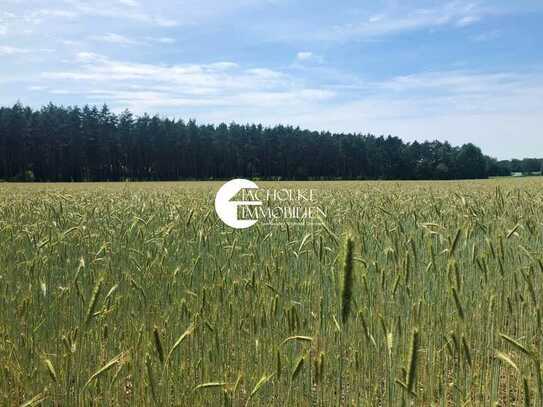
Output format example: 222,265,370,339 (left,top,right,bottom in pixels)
1,179,542,405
